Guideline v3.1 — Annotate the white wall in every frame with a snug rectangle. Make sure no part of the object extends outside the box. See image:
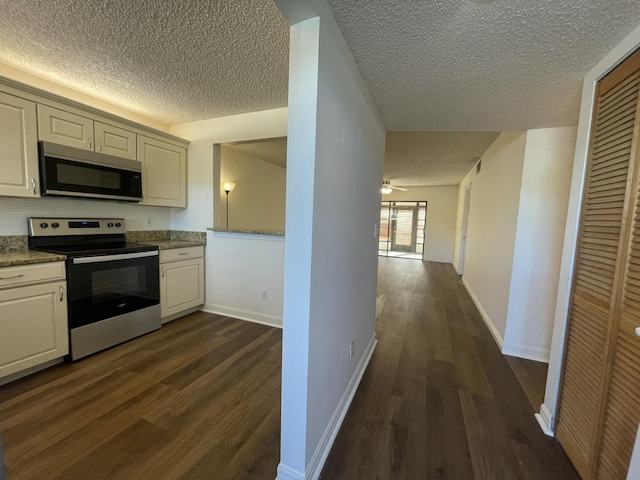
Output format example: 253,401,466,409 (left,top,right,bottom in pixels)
169,111,288,329
383,186,458,263
205,232,284,327
458,131,527,344
503,126,577,362
541,23,640,435
220,147,286,231
0,196,170,235
275,2,386,479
